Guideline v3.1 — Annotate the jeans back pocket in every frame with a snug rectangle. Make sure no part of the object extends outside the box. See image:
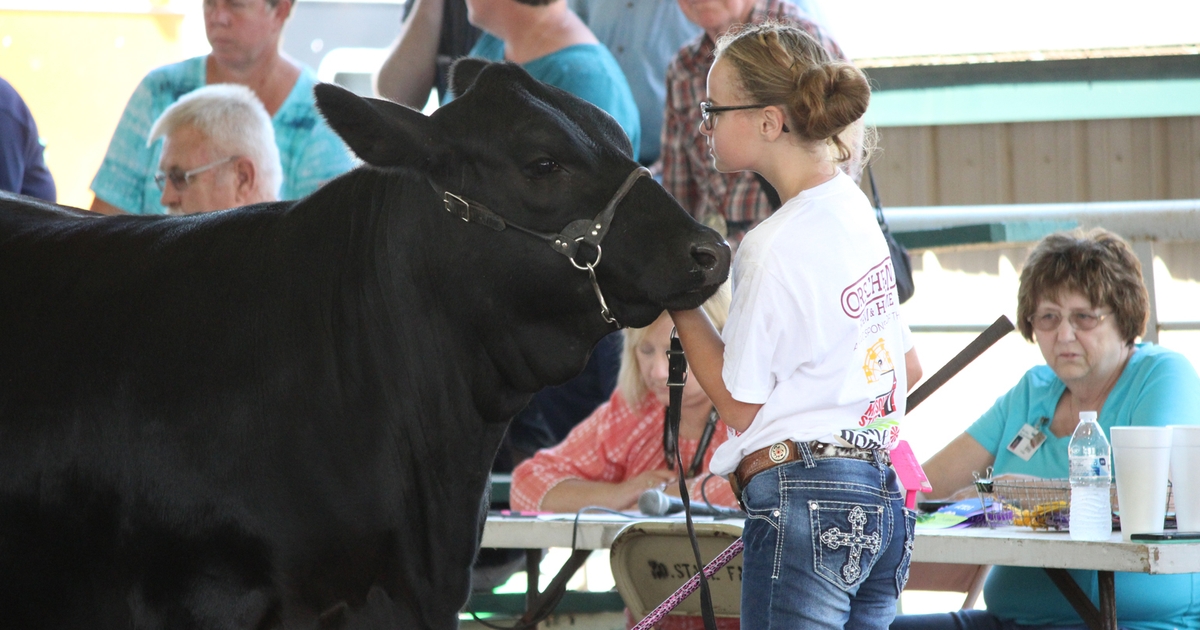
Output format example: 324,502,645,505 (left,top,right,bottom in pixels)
808,500,885,591
895,507,917,594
